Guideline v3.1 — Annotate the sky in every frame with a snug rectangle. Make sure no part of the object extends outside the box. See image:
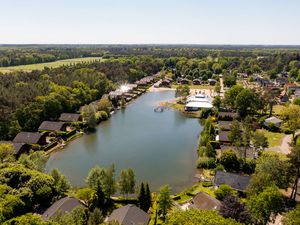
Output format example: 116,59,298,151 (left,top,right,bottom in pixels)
0,0,300,45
